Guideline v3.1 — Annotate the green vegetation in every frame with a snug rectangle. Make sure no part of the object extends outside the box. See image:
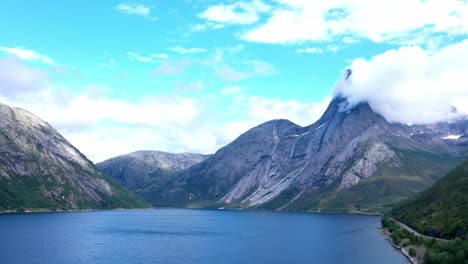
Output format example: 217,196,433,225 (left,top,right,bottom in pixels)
382,216,468,264
0,170,149,212
321,148,463,213
391,160,468,240
0,177,56,211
